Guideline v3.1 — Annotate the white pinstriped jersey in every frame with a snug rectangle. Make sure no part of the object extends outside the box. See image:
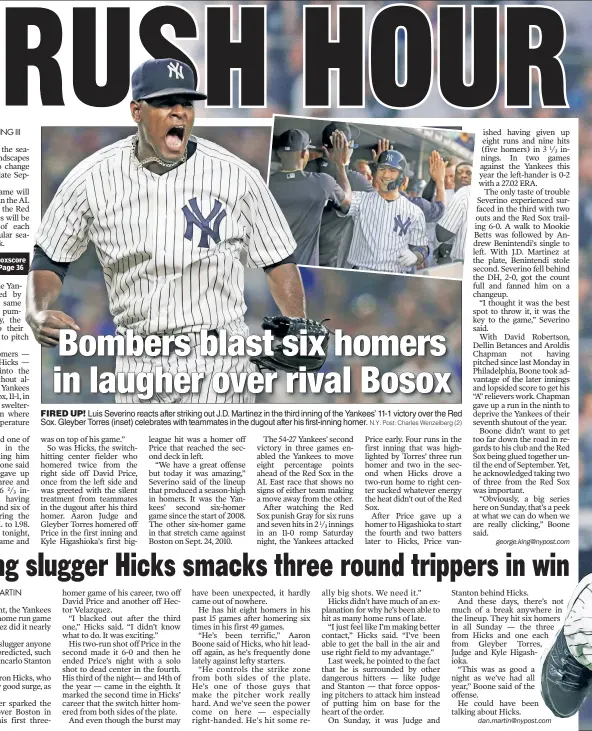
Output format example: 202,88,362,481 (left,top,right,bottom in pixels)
36,135,297,334
438,184,470,261
115,325,256,405
340,191,428,273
